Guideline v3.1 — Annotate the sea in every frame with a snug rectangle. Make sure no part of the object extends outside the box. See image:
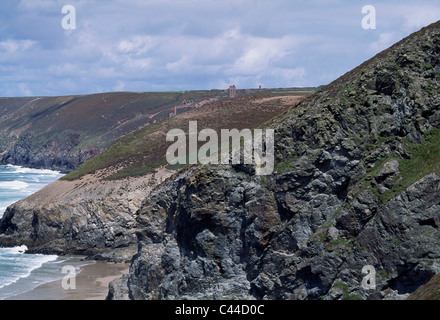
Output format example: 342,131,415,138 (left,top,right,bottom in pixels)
0,164,83,300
